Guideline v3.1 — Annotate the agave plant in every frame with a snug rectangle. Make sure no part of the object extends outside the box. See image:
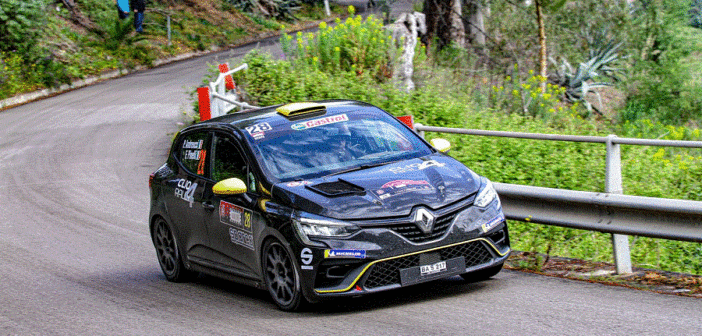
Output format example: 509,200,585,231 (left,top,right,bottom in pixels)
550,31,622,115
